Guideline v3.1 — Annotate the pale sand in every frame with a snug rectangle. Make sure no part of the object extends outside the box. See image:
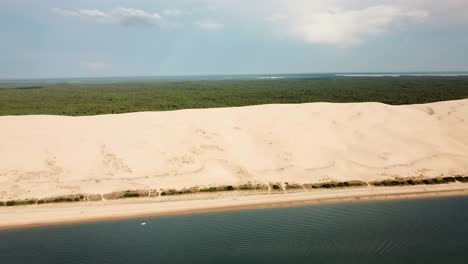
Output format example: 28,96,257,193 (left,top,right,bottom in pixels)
1,99,468,228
